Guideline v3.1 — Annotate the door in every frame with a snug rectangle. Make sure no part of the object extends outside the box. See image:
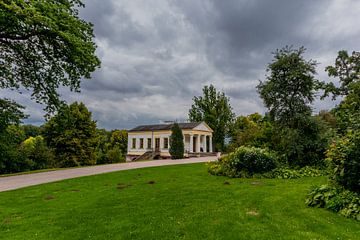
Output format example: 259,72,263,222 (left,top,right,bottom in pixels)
155,138,160,152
